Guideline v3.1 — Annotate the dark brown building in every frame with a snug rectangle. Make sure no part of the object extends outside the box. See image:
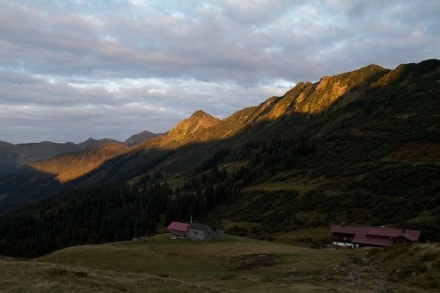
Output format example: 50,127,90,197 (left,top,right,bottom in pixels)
330,225,421,247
